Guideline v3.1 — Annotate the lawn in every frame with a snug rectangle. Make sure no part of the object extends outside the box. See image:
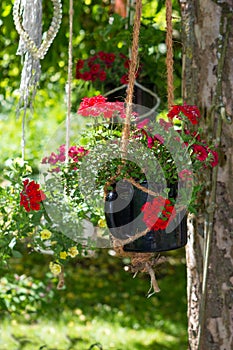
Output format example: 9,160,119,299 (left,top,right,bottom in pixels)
0,249,188,350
